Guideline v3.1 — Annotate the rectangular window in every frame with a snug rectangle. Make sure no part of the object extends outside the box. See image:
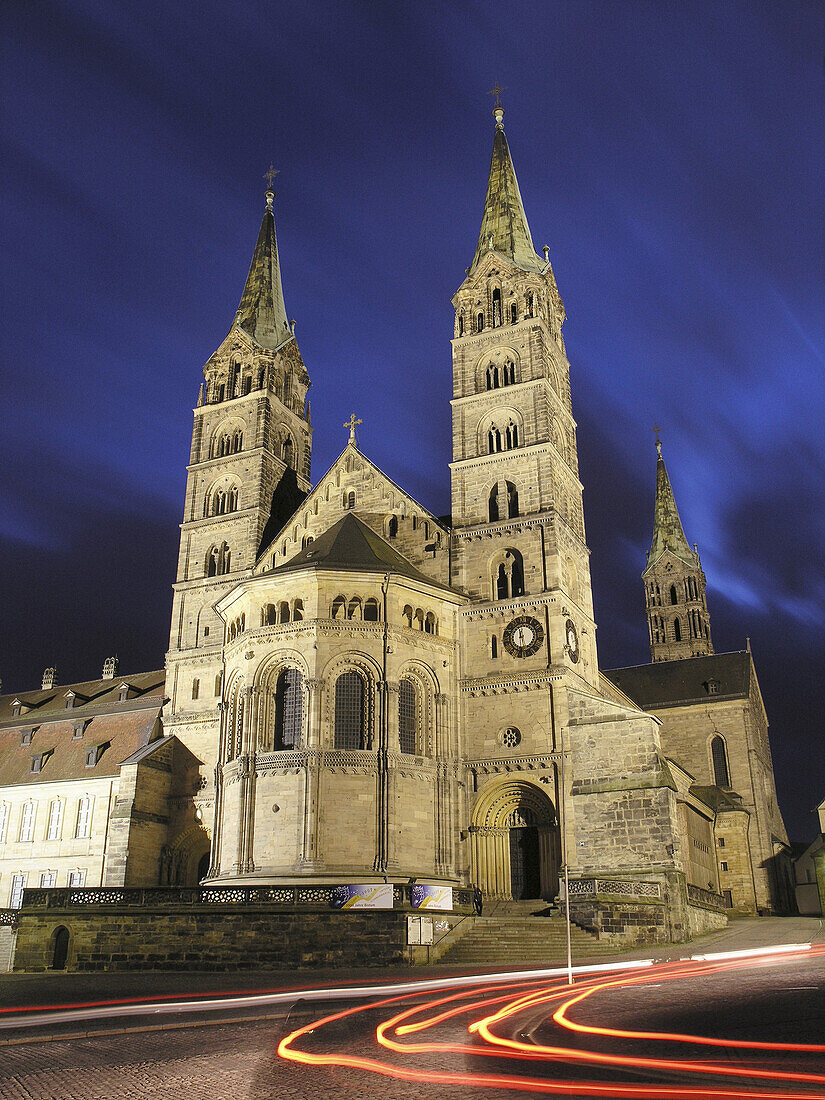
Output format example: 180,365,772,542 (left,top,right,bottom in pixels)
46,800,63,841
10,874,26,909
75,797,92,839
19,802,35,842
717,837,725,848
720,861,729,872
67,870,85,888
40,871,56,888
